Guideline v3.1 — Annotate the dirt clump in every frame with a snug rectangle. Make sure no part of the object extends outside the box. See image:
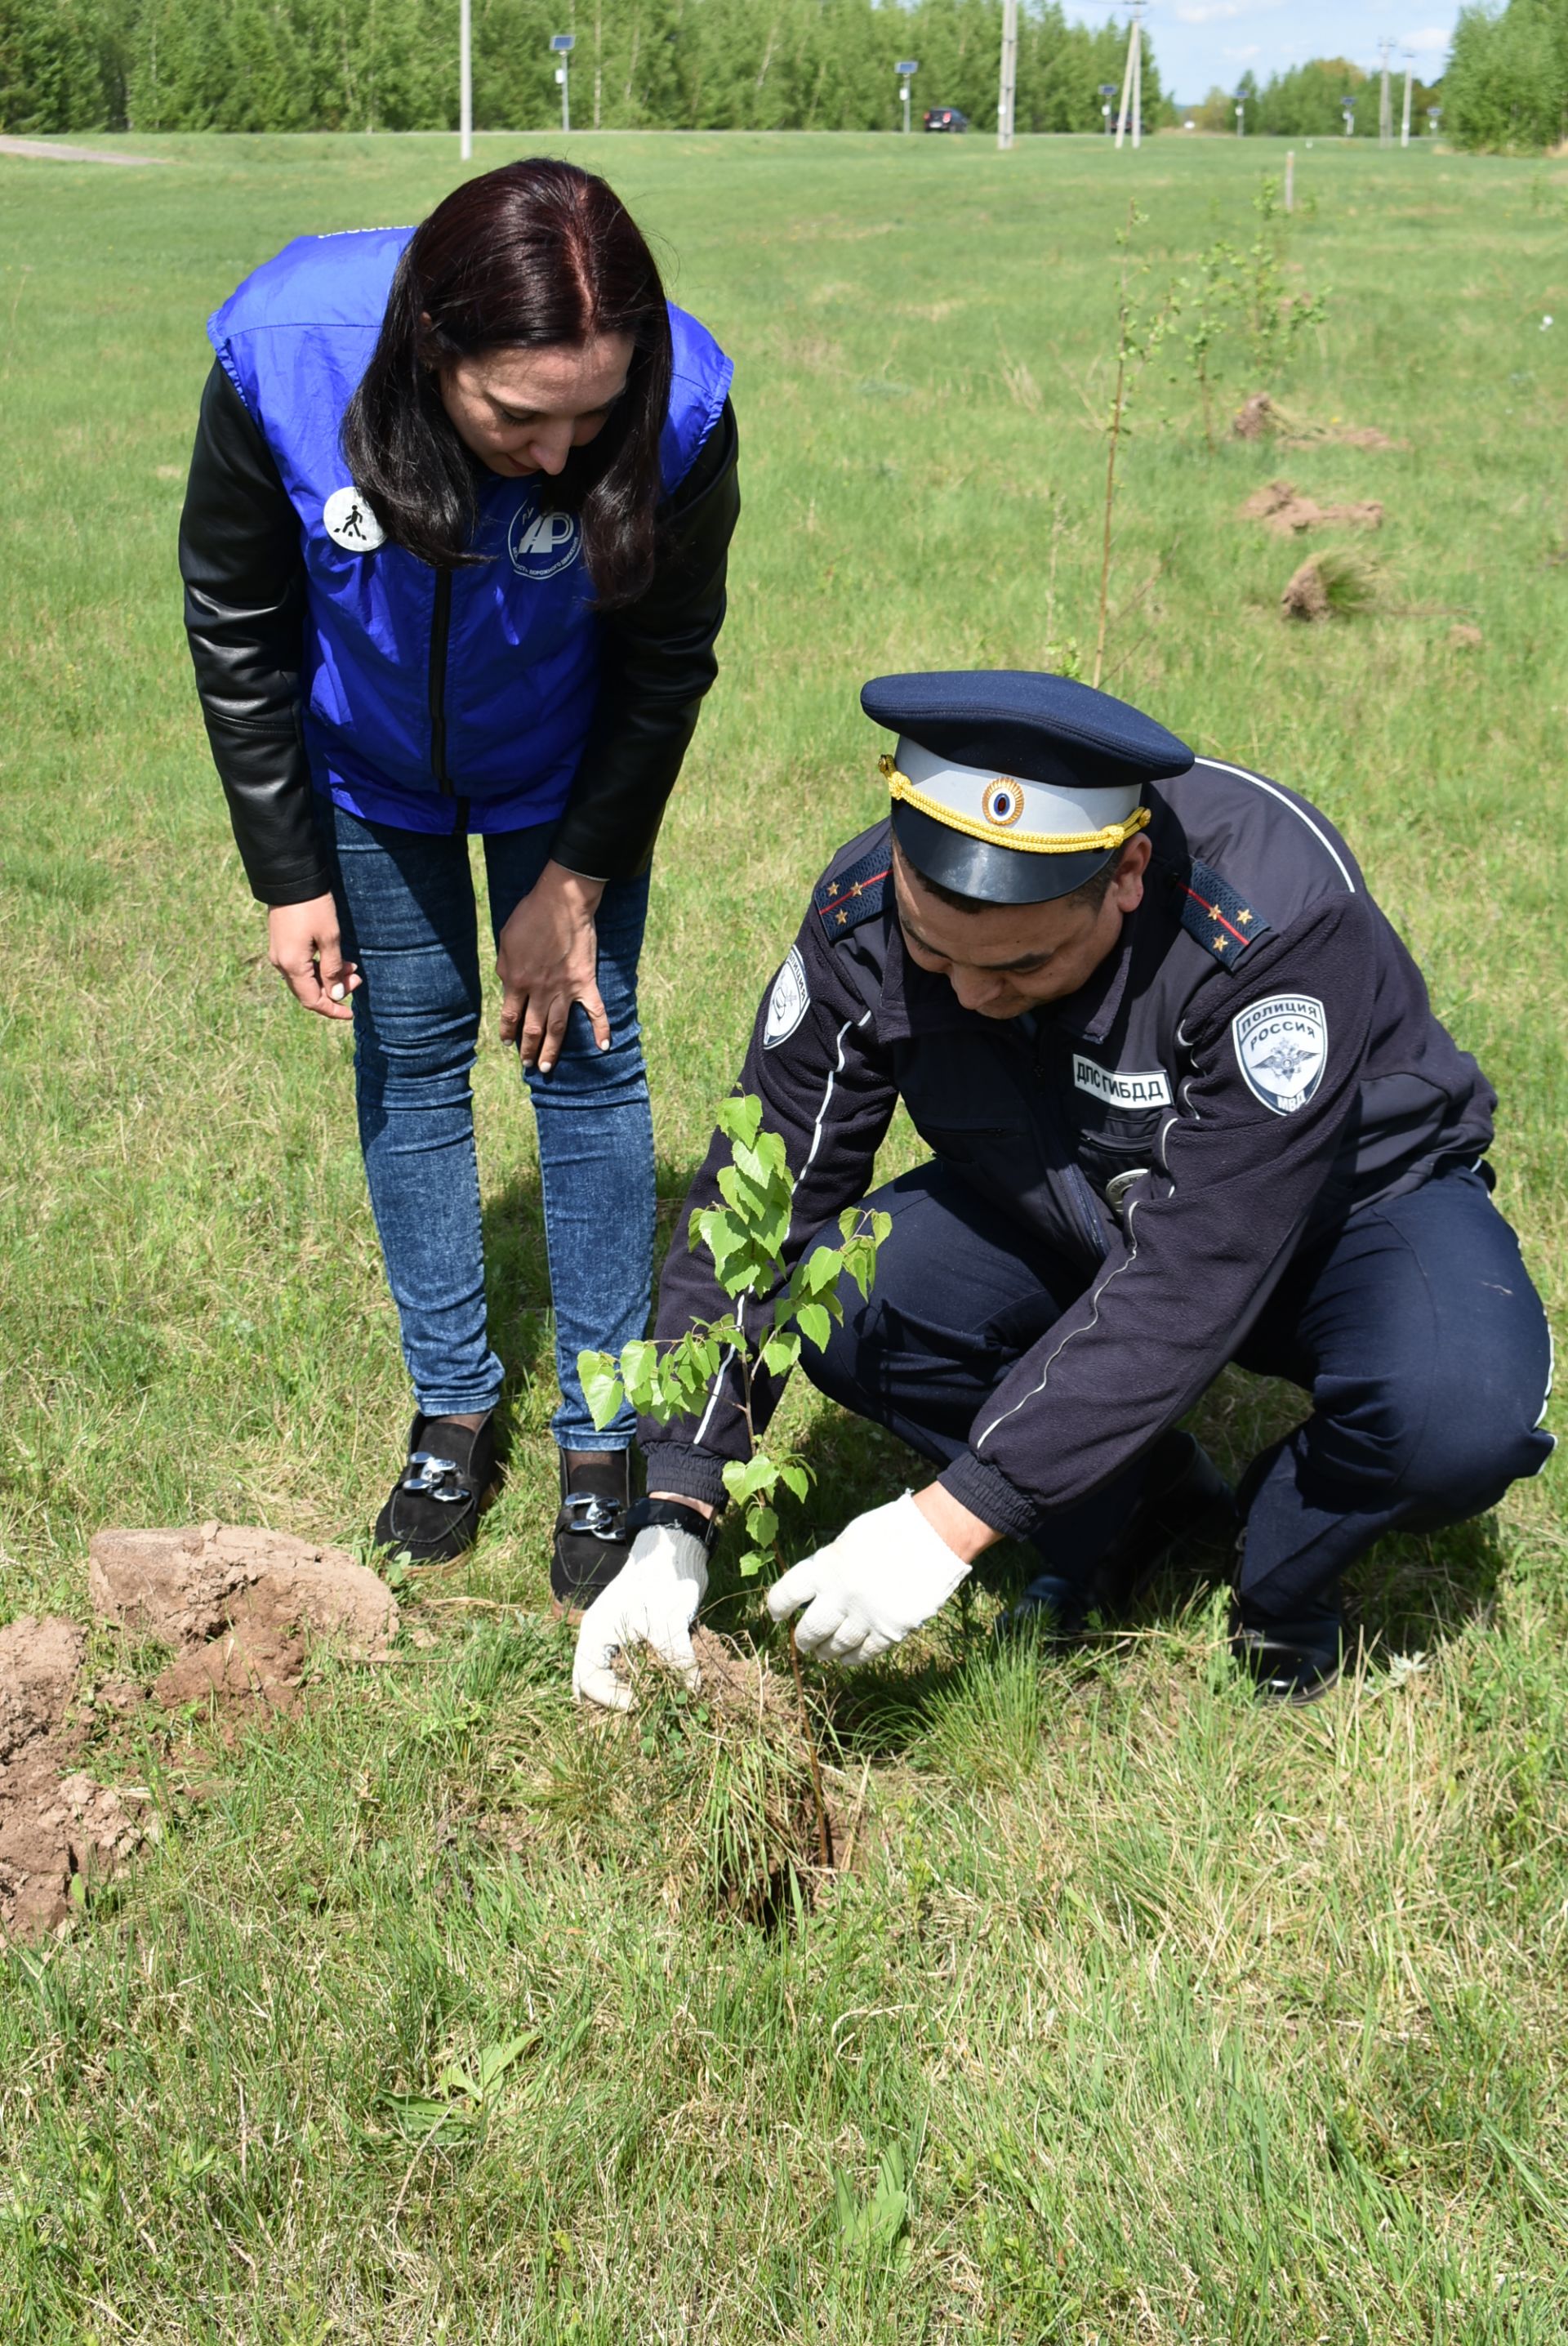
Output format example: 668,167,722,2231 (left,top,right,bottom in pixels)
1449,622,1484,649
1281,559,1332,622
1241,479,1383,535
0,1616,151,1945
1233,392,1401,450
2,1528,399,1944
1232,392,1281,441
90,1522,398,1663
